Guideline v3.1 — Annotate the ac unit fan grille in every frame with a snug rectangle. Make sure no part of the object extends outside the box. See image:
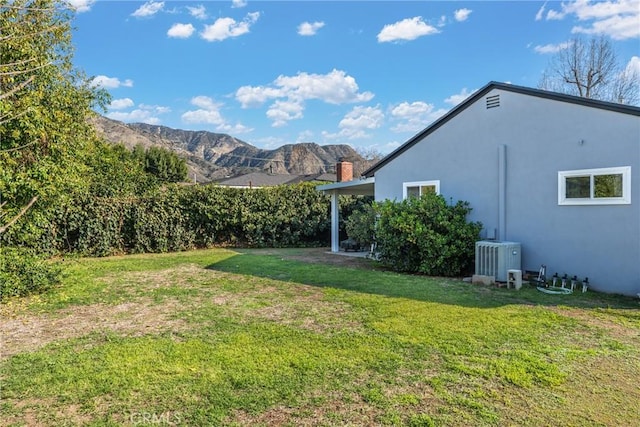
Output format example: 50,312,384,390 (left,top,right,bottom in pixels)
475,241,521,282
